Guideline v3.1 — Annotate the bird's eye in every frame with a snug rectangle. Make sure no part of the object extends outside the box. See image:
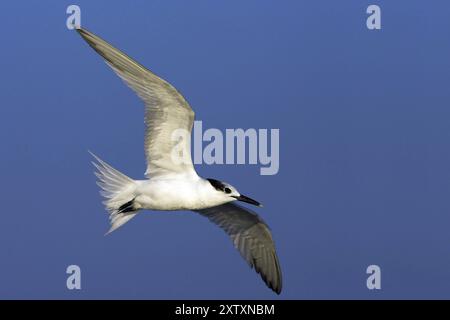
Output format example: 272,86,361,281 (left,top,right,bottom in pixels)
224,188,232,194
